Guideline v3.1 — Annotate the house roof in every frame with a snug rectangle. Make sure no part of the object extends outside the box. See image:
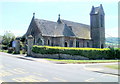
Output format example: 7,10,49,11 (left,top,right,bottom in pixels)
34,18,91,39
